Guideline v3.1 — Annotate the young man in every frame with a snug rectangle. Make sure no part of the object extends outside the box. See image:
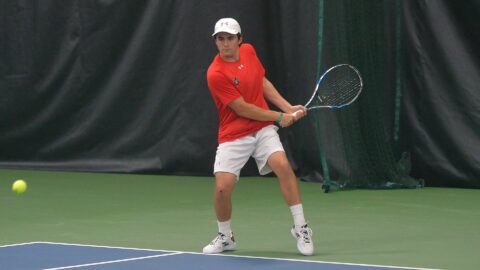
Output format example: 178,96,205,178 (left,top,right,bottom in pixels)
204,18,314,256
